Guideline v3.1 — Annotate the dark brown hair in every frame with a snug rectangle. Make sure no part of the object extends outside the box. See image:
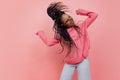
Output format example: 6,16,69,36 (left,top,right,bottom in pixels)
47,1,82,57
